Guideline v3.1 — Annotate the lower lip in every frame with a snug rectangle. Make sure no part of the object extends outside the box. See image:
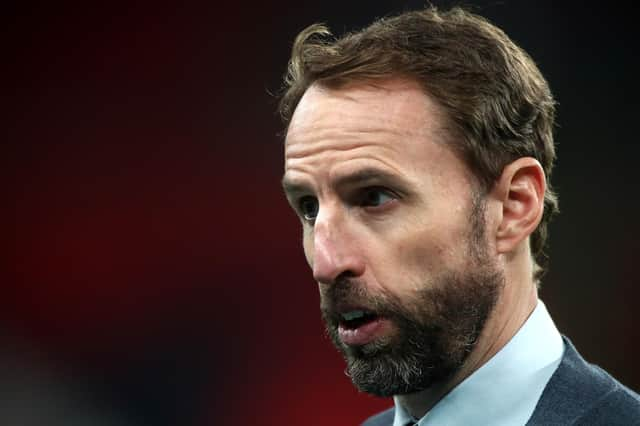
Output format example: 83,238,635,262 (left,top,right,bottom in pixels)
338,317,391,346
